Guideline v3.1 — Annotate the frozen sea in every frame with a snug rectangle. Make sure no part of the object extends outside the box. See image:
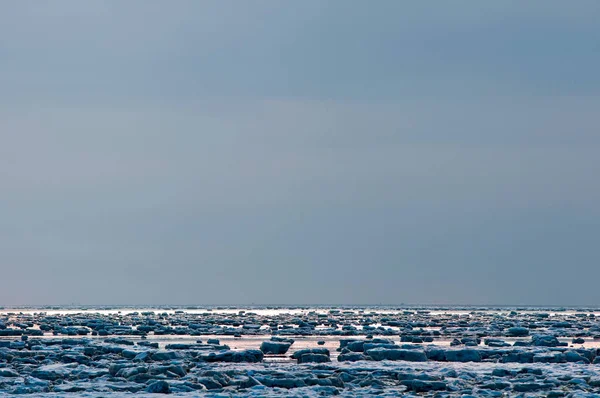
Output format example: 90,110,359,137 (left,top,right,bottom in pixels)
2,305,600,396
